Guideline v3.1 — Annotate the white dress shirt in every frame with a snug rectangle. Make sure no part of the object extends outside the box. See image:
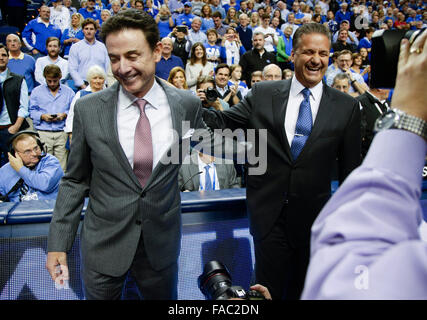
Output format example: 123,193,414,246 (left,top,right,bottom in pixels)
117,80,174,170
197,155,220,191
285,76,323,146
